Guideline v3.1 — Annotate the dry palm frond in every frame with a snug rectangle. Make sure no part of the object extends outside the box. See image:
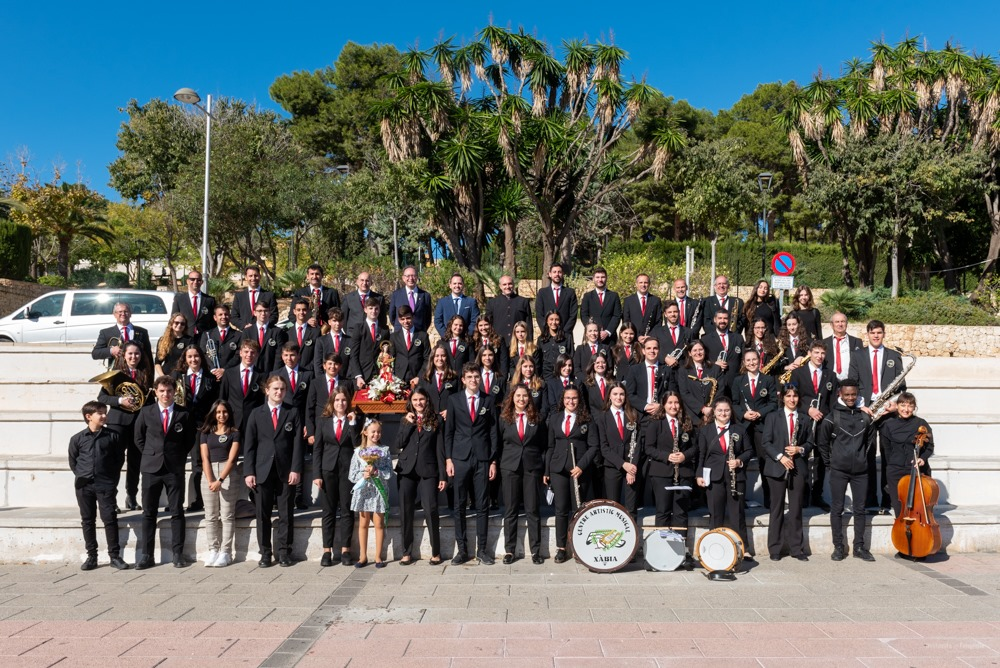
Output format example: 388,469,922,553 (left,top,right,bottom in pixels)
456,183,472,208
896,110,914,135
788,129,808,172
510,108,522,134
533,143,547,175
459,70,473,94
430,108,450,141
850,116,869,140
532,89,546,117
652,147,669,180
830,119,846,146
871,63,885,92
